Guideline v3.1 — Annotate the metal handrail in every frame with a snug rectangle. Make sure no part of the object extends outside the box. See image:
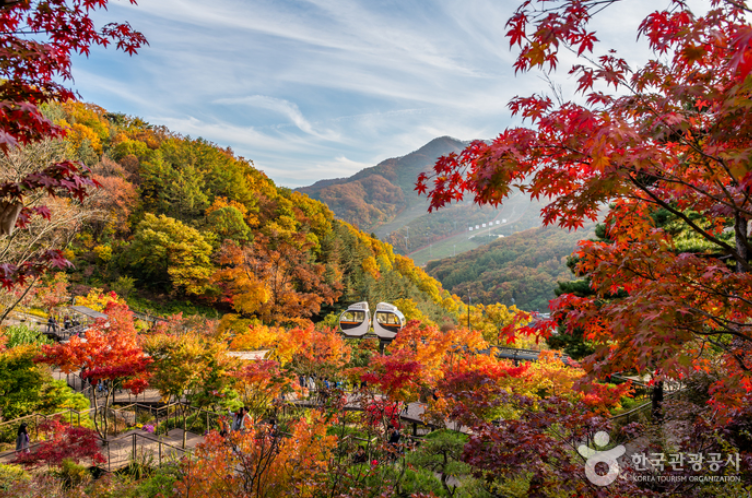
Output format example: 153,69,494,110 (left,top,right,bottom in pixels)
0,440,45,461
609,387,688,423
0,427,193,470
0,406,97,432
